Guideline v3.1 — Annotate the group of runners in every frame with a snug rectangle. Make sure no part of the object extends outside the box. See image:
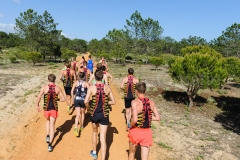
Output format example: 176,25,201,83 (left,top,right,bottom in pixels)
36,55,160,160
